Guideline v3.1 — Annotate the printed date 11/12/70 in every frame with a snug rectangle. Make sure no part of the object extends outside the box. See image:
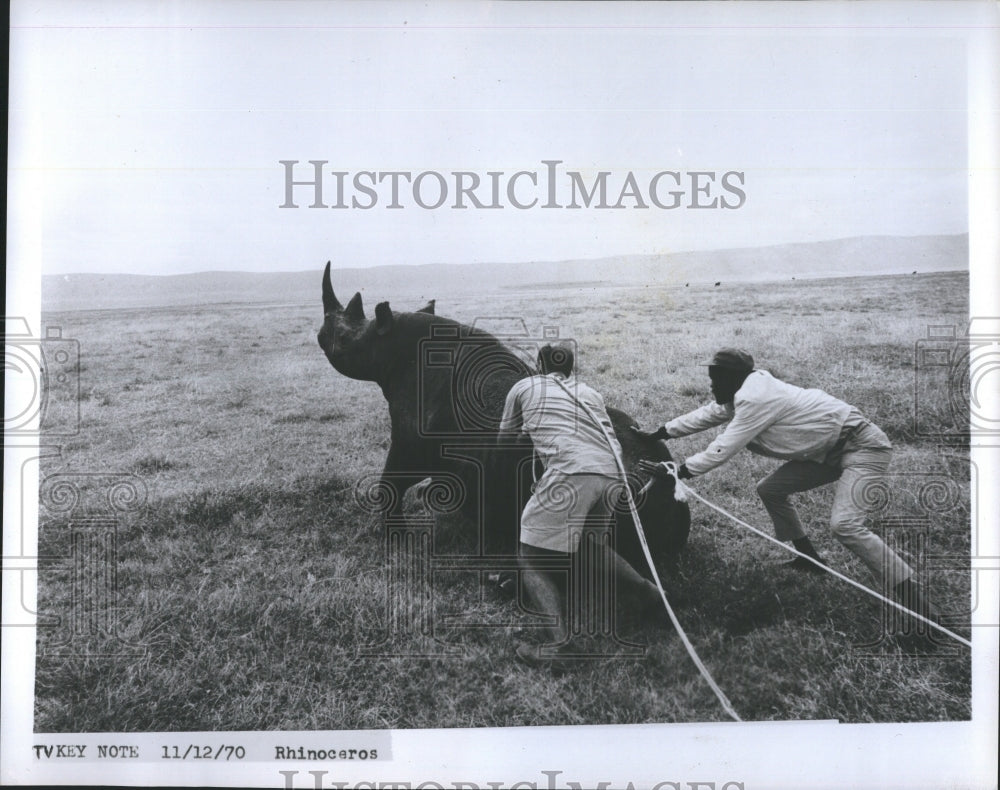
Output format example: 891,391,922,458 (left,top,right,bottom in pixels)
161,744,246,760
